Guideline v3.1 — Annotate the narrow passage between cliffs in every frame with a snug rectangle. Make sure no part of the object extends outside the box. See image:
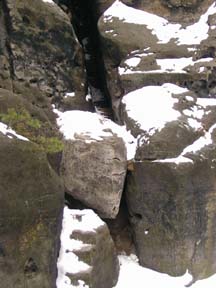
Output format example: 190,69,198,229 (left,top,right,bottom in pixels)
56,0,113,118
